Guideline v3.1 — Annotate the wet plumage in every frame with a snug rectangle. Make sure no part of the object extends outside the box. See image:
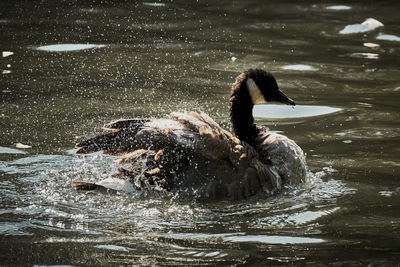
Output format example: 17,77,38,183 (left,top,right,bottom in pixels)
75,69,307,200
